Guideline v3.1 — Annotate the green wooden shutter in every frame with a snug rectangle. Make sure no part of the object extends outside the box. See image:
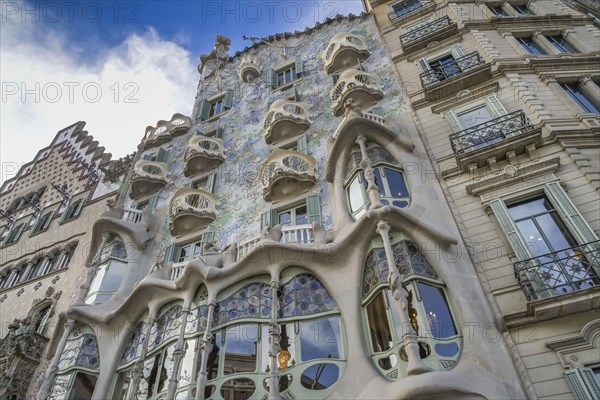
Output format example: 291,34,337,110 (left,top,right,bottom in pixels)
74,199,85,217
485,94,508,118
186,182,194,189
261,209,278,231
195,129,204,136
42,211,54,230
296,134,308,154
215,126,224,139
489,198,551,299
332,74,339,84
293,87,301,102
202,231,215,243
60,200,72,222
197,99,210,120
30,216,42,234
206,173,216,193
14,224,25,242
564,368,600,400
223,89,234,109
306,194,322,226
450,44,466,60
295,55,304,76
148,196,159,210
371,107,384,116
143,154,154,160
156,147,169,163
163,243,178,264
418,58,432,71
444,111,463,132
267,68,278,88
